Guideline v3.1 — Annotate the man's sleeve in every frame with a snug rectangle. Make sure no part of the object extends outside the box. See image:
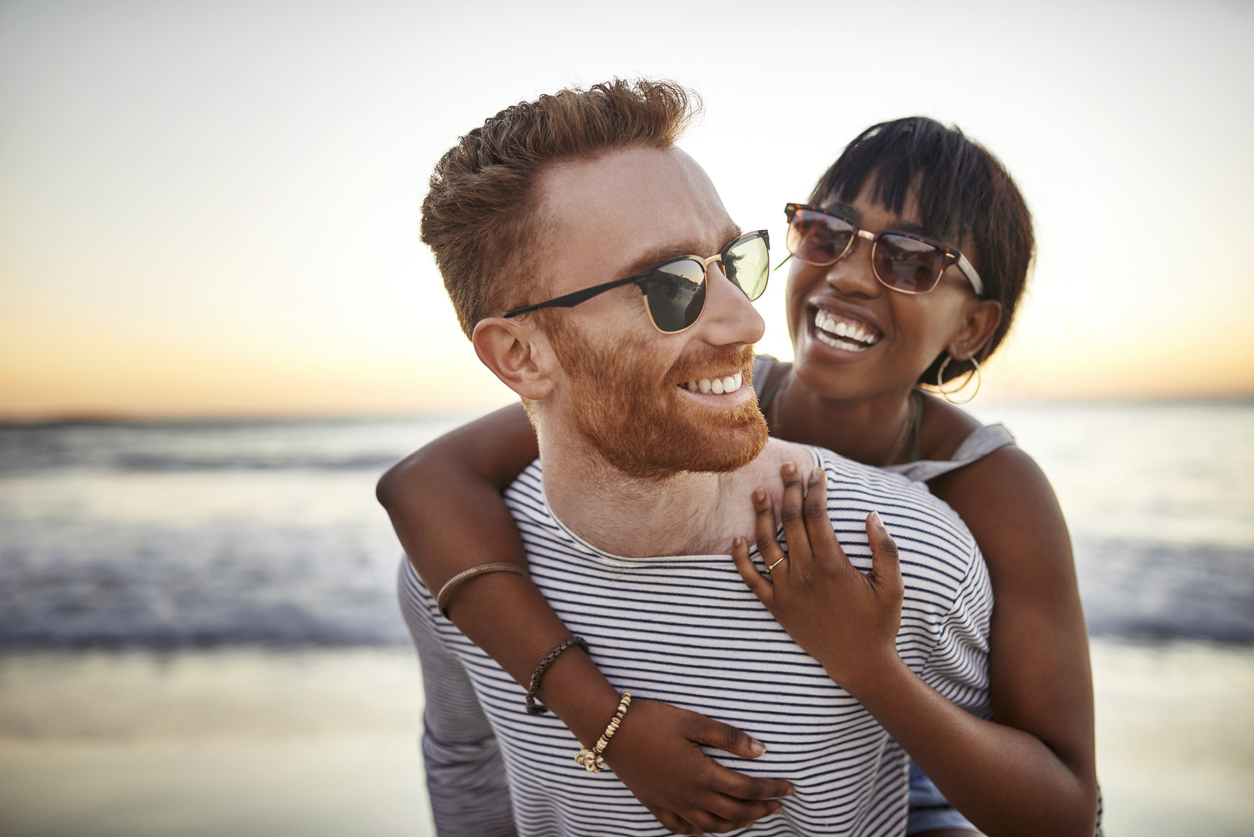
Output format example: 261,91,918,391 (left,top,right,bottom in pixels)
917,546,994,717
398,559,517,837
